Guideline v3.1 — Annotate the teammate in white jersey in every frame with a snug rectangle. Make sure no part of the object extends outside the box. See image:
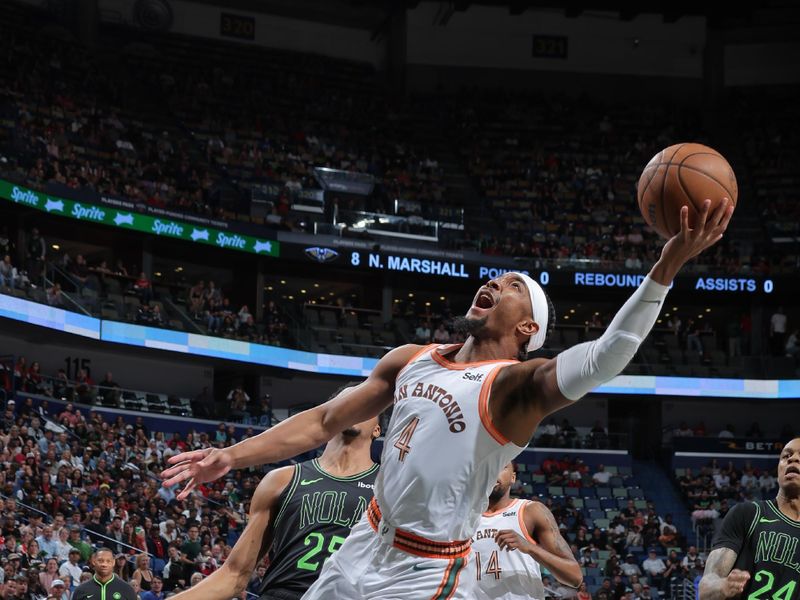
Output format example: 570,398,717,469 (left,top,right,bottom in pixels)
161,200,732,599
474,463,581,600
